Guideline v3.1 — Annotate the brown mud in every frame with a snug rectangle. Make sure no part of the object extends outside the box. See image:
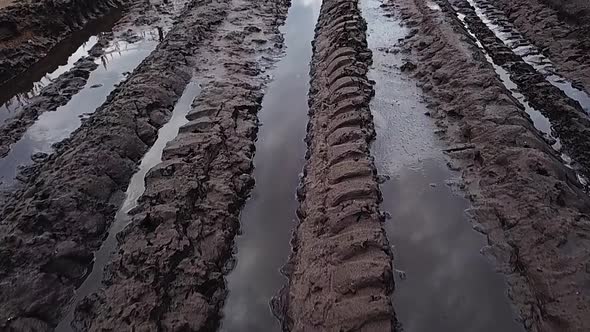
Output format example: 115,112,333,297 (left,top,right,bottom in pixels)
273,0,397,330
69,0,291,330
490,0,590,93
0,0,122,85
444,0,590,181
389,0,590,329
0,0,225,329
